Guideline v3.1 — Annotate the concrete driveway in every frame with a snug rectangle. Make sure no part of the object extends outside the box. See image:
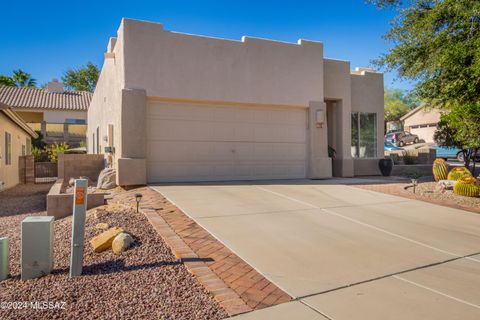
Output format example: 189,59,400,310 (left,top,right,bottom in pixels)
151,179,480,319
